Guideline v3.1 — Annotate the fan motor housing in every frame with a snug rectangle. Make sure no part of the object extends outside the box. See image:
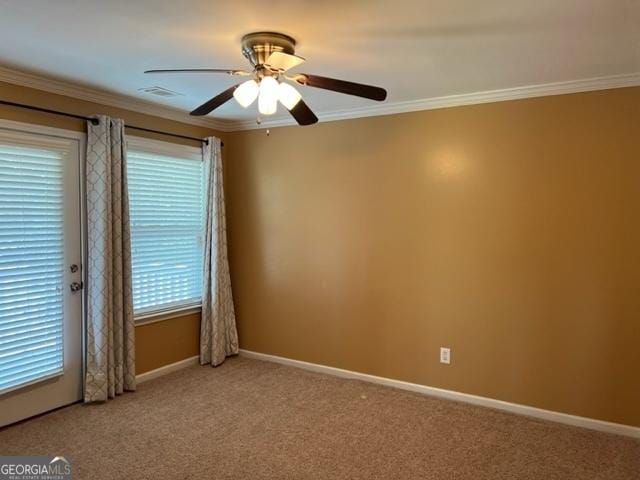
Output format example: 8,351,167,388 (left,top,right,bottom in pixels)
241,32,296,68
